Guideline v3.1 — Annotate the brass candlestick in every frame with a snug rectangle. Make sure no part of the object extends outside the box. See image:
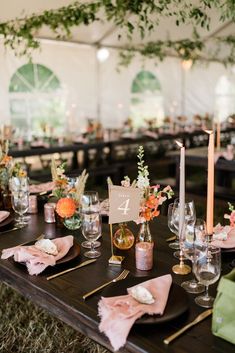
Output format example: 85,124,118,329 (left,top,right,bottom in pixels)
172,248,191,275
108,224,124,265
